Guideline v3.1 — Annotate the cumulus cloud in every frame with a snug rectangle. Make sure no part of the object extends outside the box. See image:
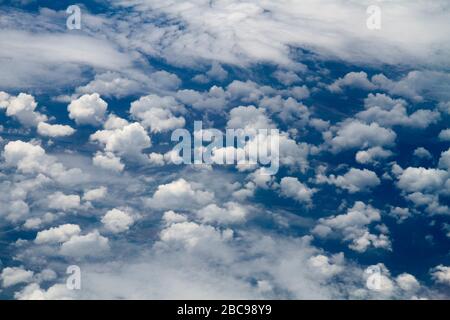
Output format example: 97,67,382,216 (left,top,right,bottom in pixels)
68,93,108,126
130,94,185,132
313,202,390,252
146,179,214,210
1,267,34,288
101,208,134,233
430,265,450,286
37,122,75,137
197,202,249,224
279,177,316,205
90,122,151,162
60,230,109,258
325,120,396,153
47,192,81,211
326,168,381,193
35,224,81,244
0,92,47,126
